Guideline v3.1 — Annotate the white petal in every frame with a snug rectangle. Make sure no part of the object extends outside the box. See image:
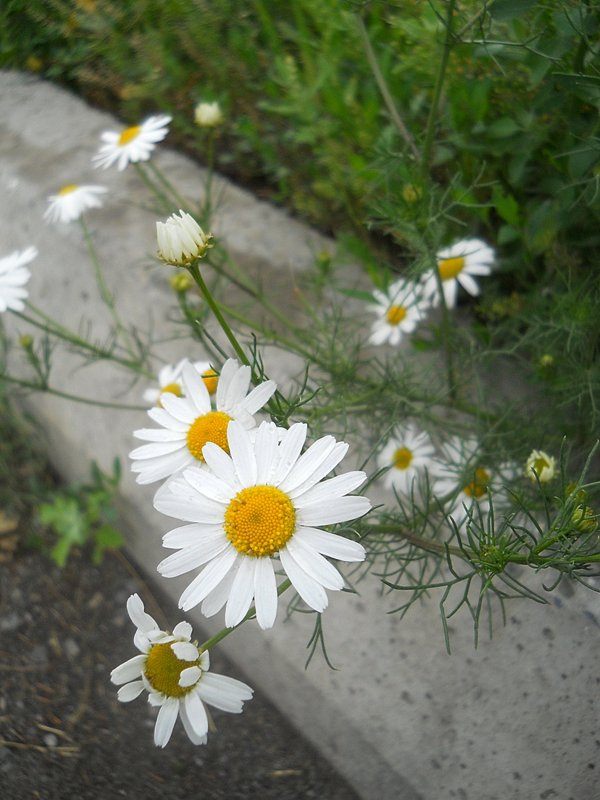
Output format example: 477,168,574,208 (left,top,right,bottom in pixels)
182,362,211,413
154,697,179,748
179,548,238,611
202,443,239,488
126,594,159,633
110,654,146,685
197,673,253,712
457,272,480,297
184,690,209,738
172,621,192,640
254,422,280,483
253,557,278,630
227,422,257,487
293,471,367,507
160,393,197,424
280,438,343,495
215,359,240,408
285,537,344,590
163,524,223,549
171,641,199,661
274,424,307,484
224,557,256,628
201,569,235,617
298,495,371,526
220,363,251,410
296,527,366,562
133,428,184,443
279,548,328,612
179,701,208,745
179,666,202,687
182,468,235,504
117,680,145,702
158,536,229,577
240,380,277,414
